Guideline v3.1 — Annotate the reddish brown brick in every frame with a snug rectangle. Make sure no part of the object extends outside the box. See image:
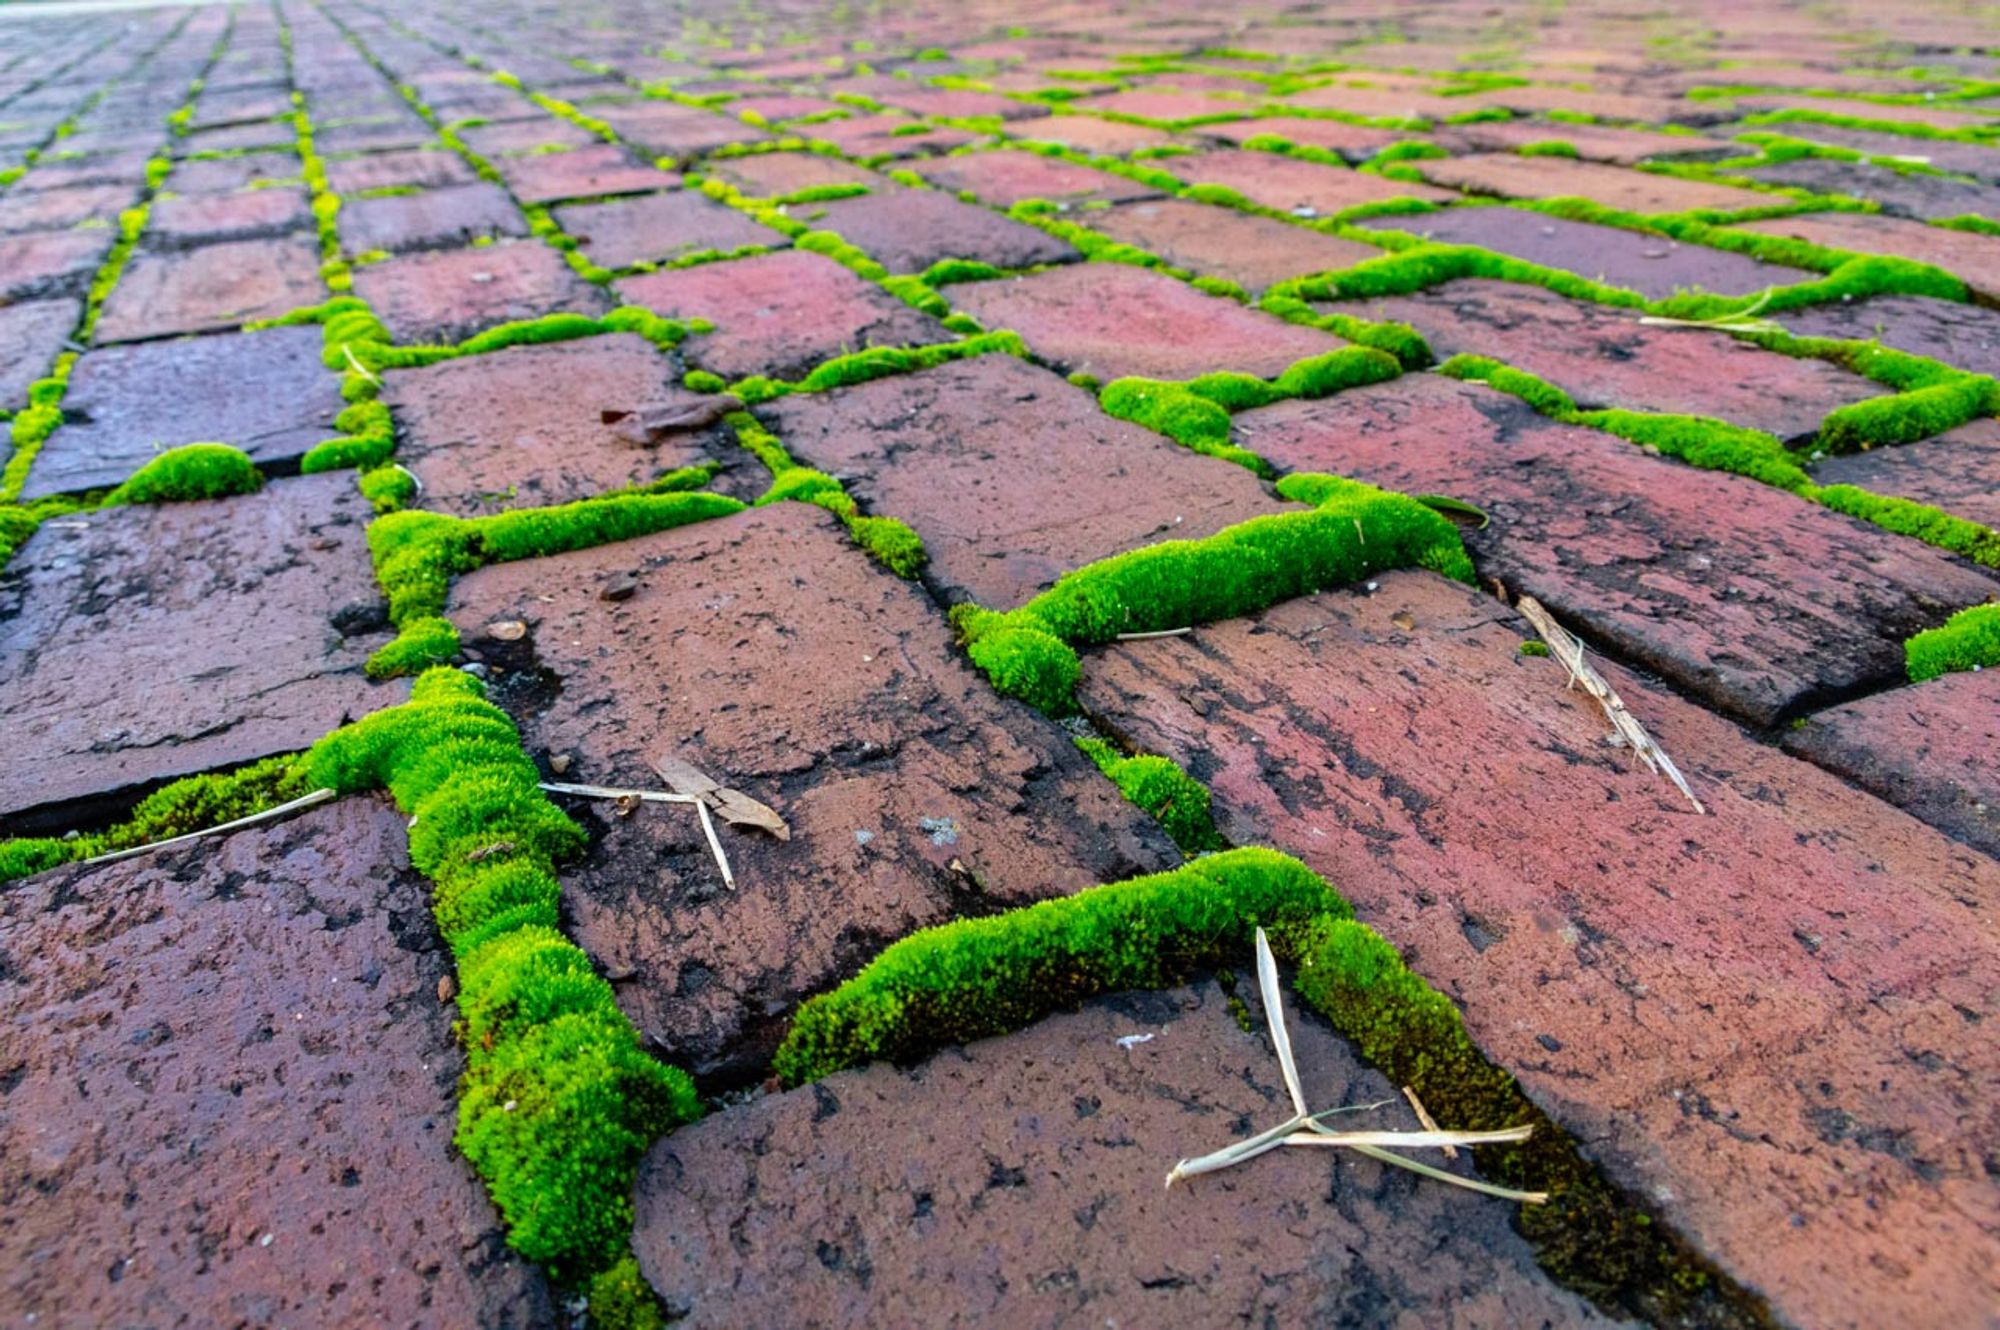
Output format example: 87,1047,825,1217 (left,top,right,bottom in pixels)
1078,572,2000,1330
384,333,748,514
145,185,310,247
1000,113,1180,154
1067,89,1248,125
1418,154,1778,213
94,235,327,344
873,84,1048,121
1235,373,1996,723
0,181,140,234
1324,279,1881,439
555,189,783,269
598,102,769,161
949,263,1344,382
456,115,600,157
616,249,947,381
164,152,302,194
337,182,528,254
1090,199,1382,292
636,982,1614,1329
448,503,1175,1075
492,143,680,205
1172,148,1457,213
698,150,879,198
1735,211,2000,303
1743,156,2000,222
1784,669,2000,857
1780,294,2000,376
353,240,609,345
322,148,474,196
799,186,1078,274
1360,205,1814,299
0,297,76,413
909,149,1161,208
805,114,978,160
0,474,394,825
762,354,1286,607
1813,417,2000,528
0,799,552,1328
0,228,113,302
1439,118,1729,165
1194,115,1404,159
